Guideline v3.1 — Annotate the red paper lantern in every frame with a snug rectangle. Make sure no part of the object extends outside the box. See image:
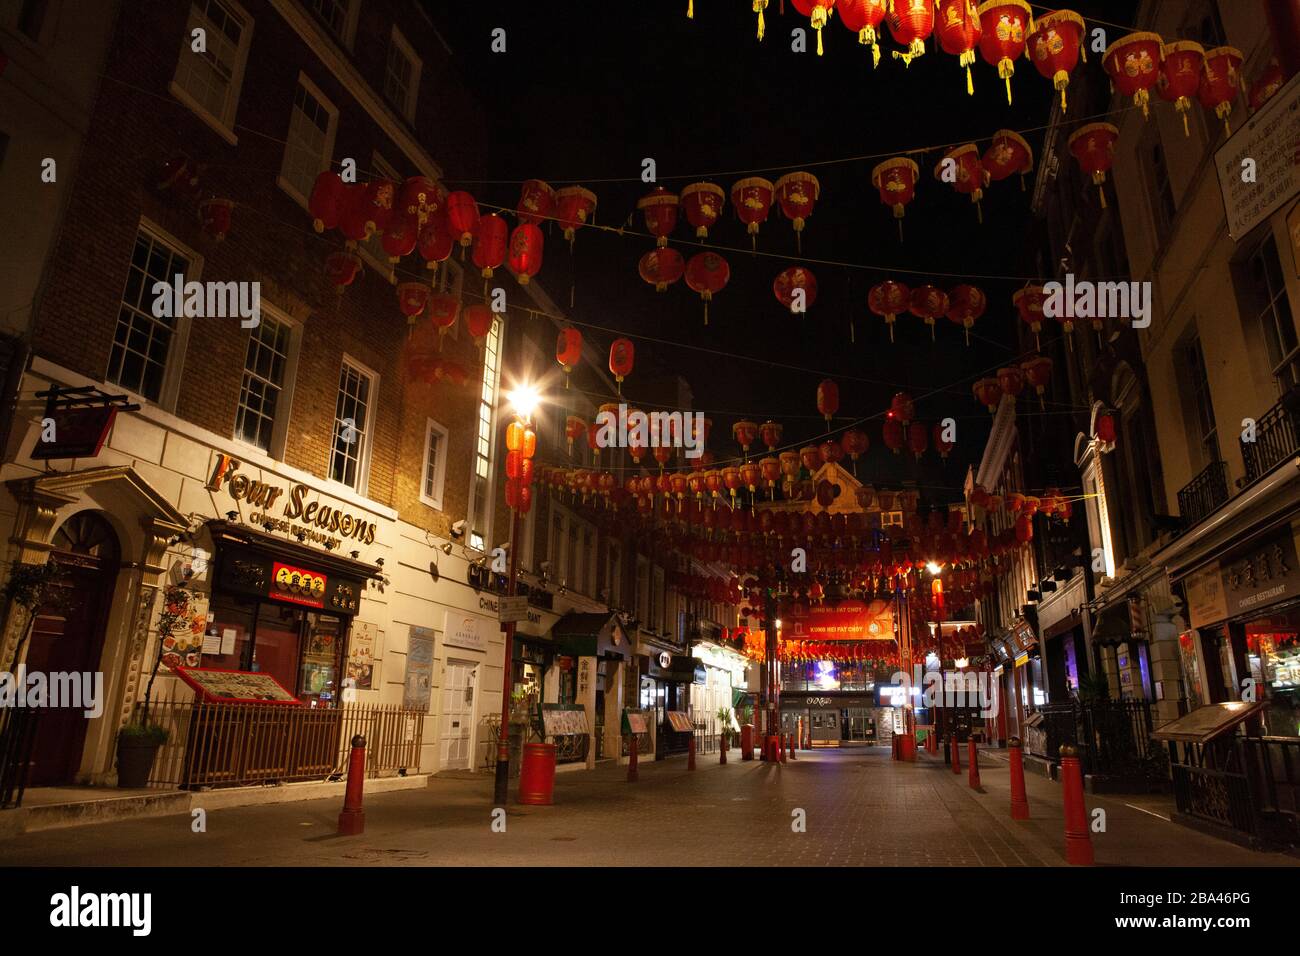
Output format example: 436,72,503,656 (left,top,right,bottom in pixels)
973,378,1001,412
1027,10,1085,112
838,0,890,66
638,247,685,292
816,379,840,424
396,282,429,326
464,304,494,346
555,186,597,245
1104,32,1163,120
791,0,838,56
418,210,454,271
1021,355,1053,404
731,177,775,246
1067,122,1119,209
869,280,910,342
324,251,362,293
977,0,1032,105
1095,412,1117,445
428,293,460,346
443,191,478,250
760,420,784,452
882,414,904,454
773,266,818,314
842,428,869,462
946,284,986,345
906,421,928,460
909,284,949,341
733,420,759,457
360,178,398,236
871,157,919,241
198,198,233,241
934,144,989,222
937,0,982,94
890,392,915,423
1158,41,1206,137
1249,59,1286,115
685,252,730,325
637,186,679,248
774,172,820,252
997,365,1025,400
680,182,725,238
1199,46,1244,136
1014,284,1047,348
471,213,508,279
516,179,556,226
982,129,1034,191
399,176,443,232
507,223,544,285
932,421,955,458
556,327,583,382
309,171,346,233
337,184,371,246
888,0,935,65
609,337,635,386
1015,514,1033,543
